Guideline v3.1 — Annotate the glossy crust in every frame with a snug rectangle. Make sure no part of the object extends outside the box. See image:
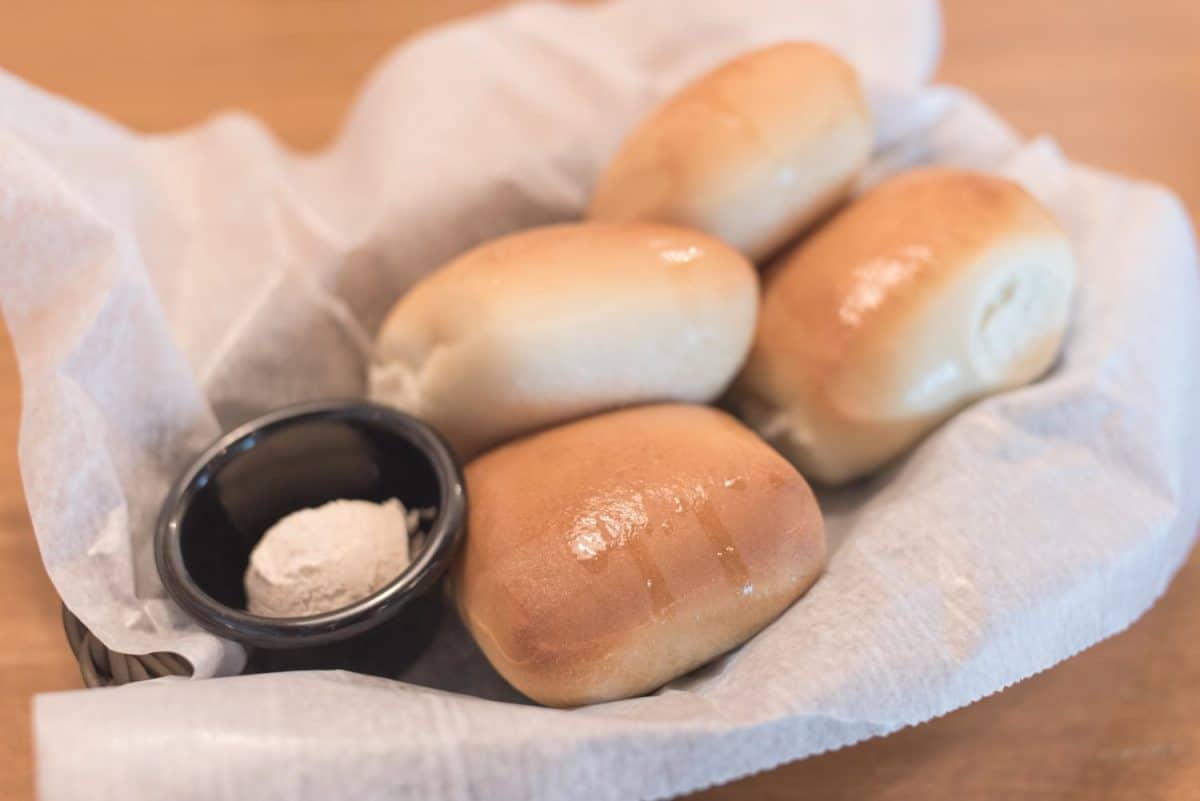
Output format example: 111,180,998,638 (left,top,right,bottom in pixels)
732,167,1077,484
369,222,758,457
588,42,871,261
456,404,826,707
